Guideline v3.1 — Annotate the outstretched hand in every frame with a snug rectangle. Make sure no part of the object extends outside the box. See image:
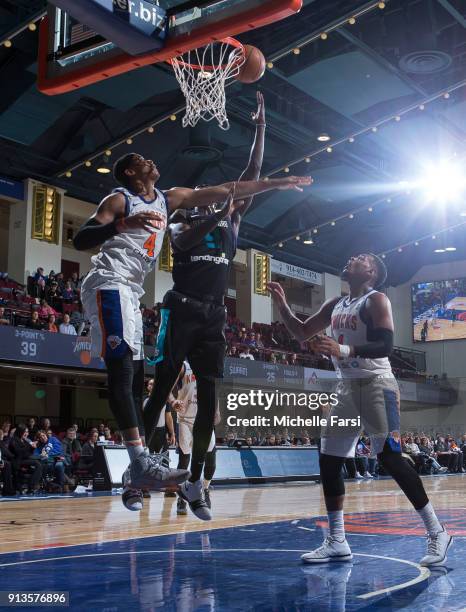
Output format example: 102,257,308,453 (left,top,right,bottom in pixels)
275,176,313,192
267,281,287,309
251,91,265,125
